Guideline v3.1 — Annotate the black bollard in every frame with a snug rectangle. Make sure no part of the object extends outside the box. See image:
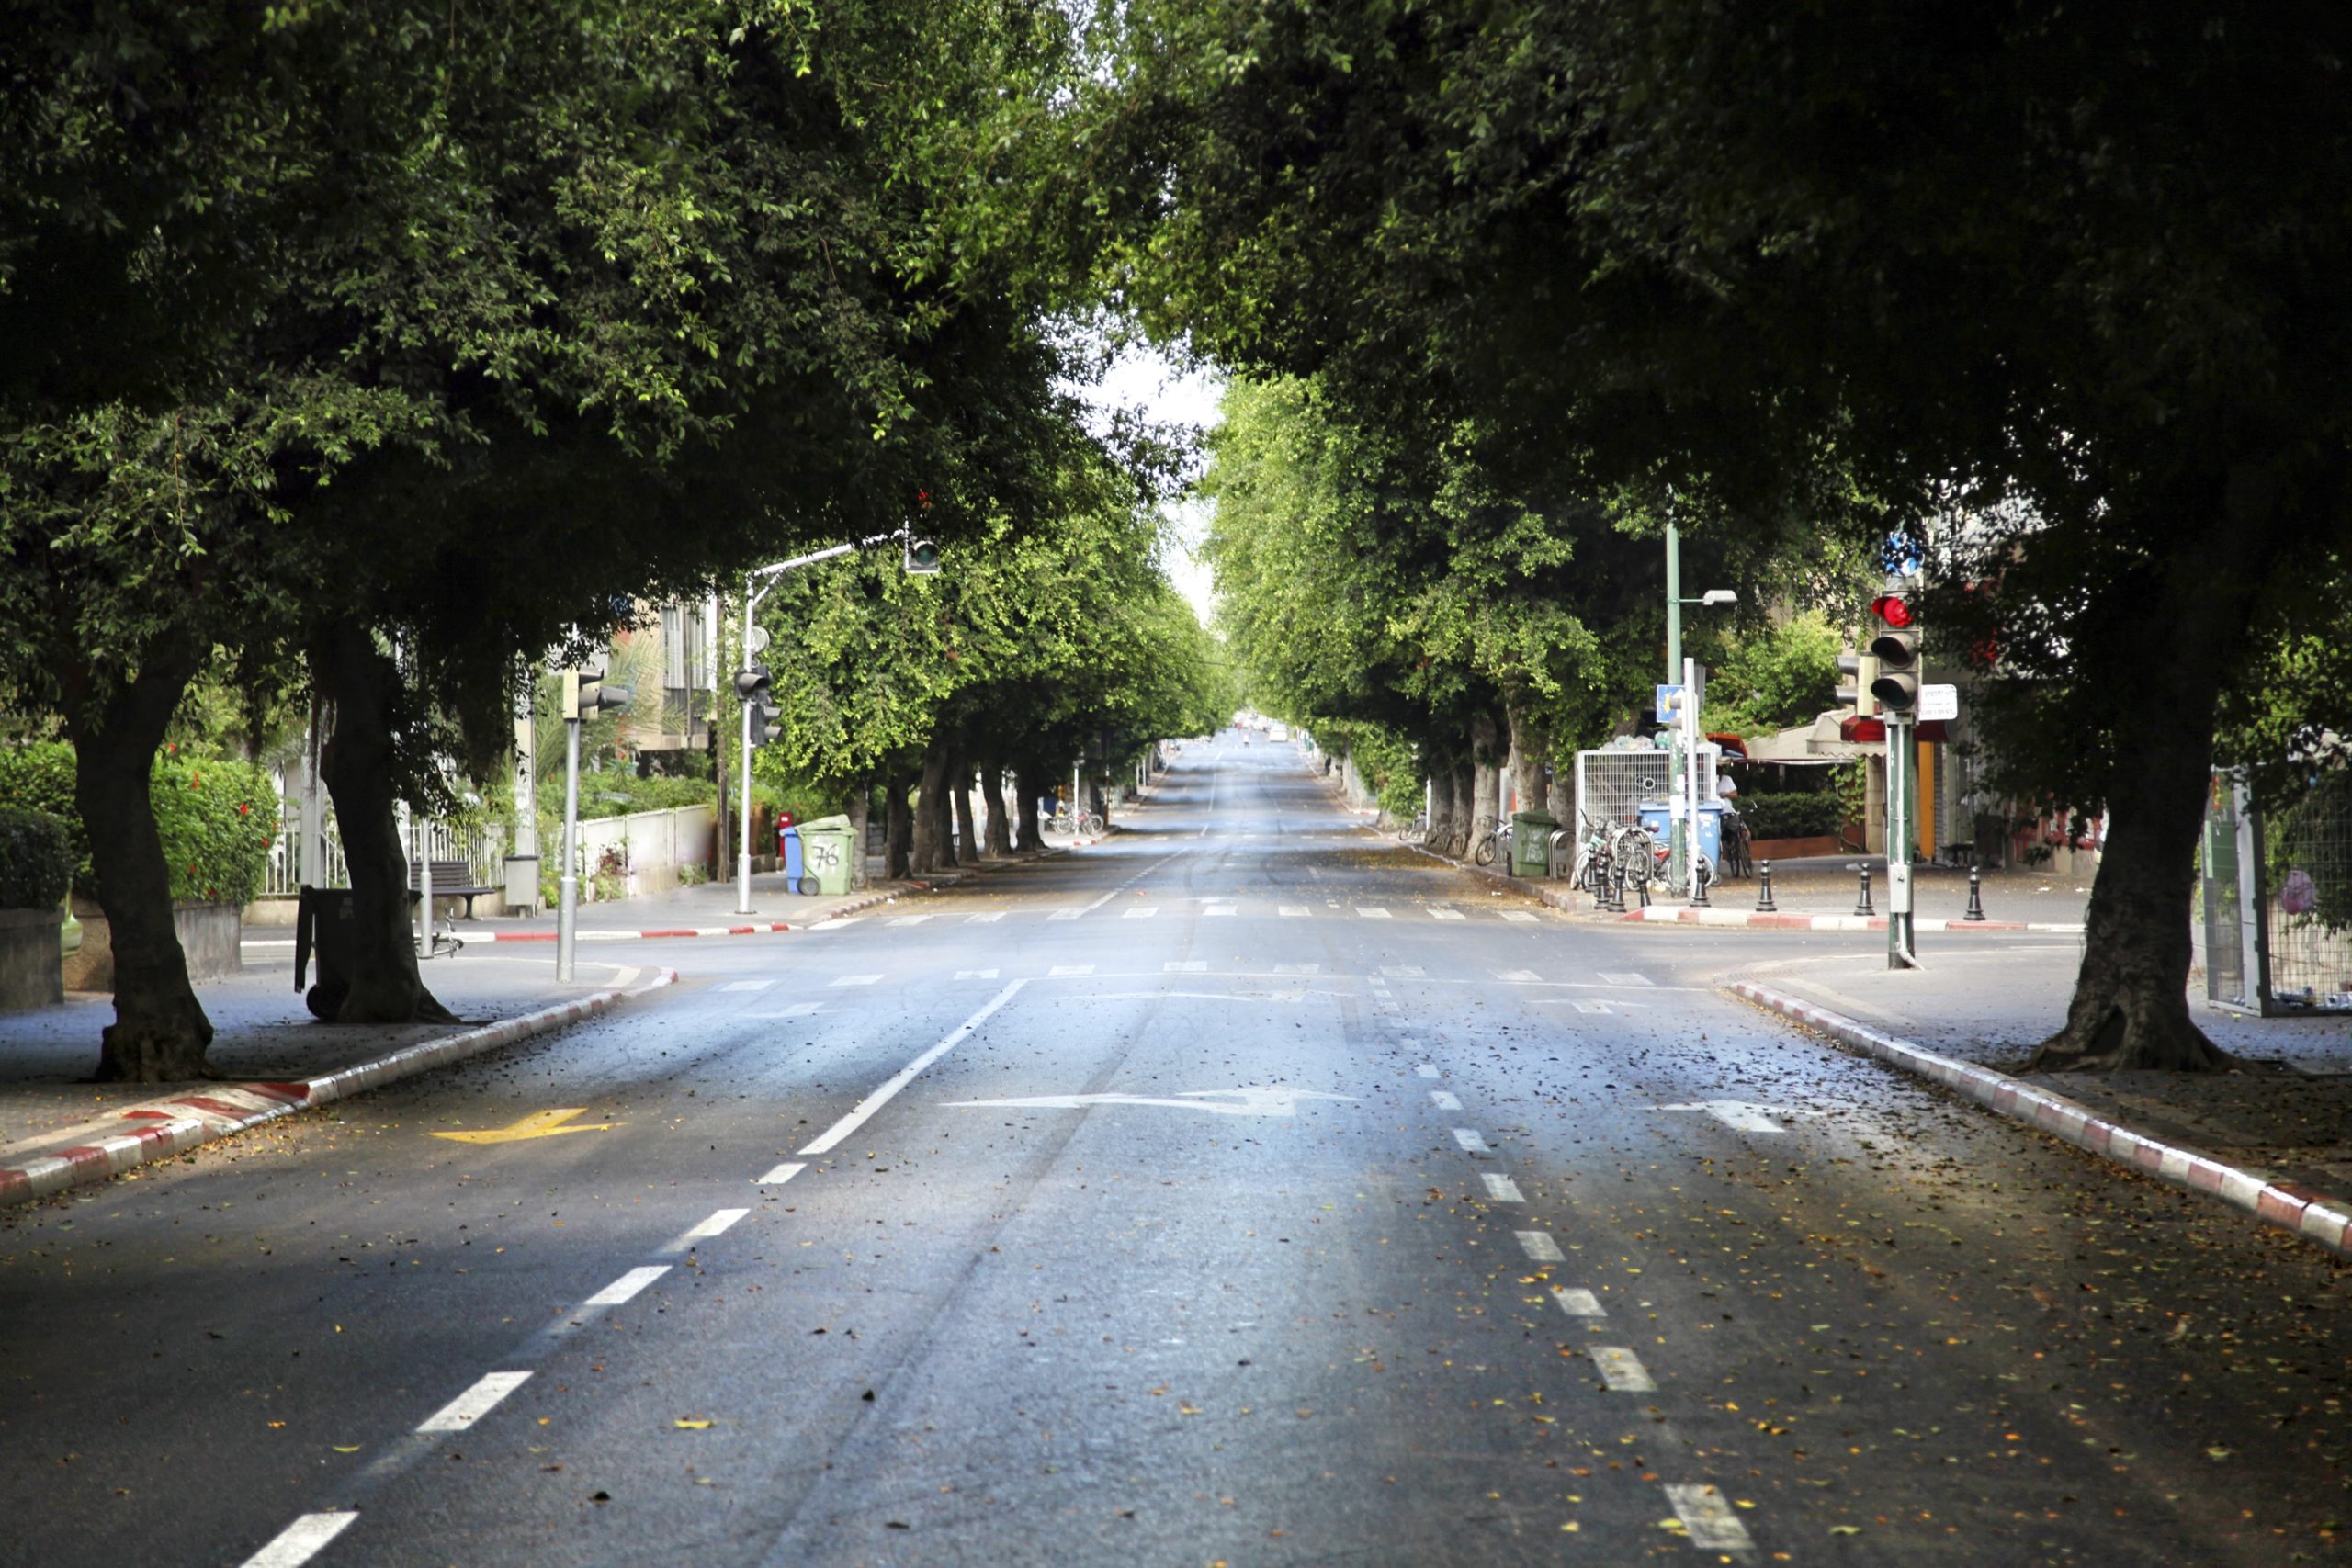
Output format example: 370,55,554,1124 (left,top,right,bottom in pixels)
1756,860,1778,913
1964,866,1988,922
1690,857,1711,907
1852,863,1875,917
1599,858,1622,913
